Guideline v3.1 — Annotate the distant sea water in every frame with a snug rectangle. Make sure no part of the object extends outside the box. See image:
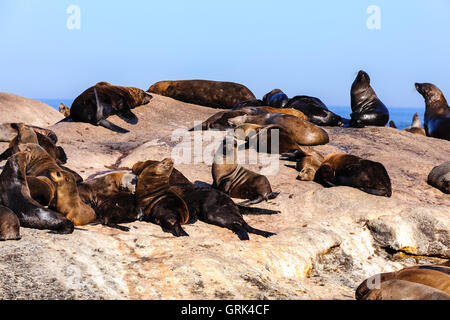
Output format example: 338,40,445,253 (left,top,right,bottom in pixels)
36,99,424,130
